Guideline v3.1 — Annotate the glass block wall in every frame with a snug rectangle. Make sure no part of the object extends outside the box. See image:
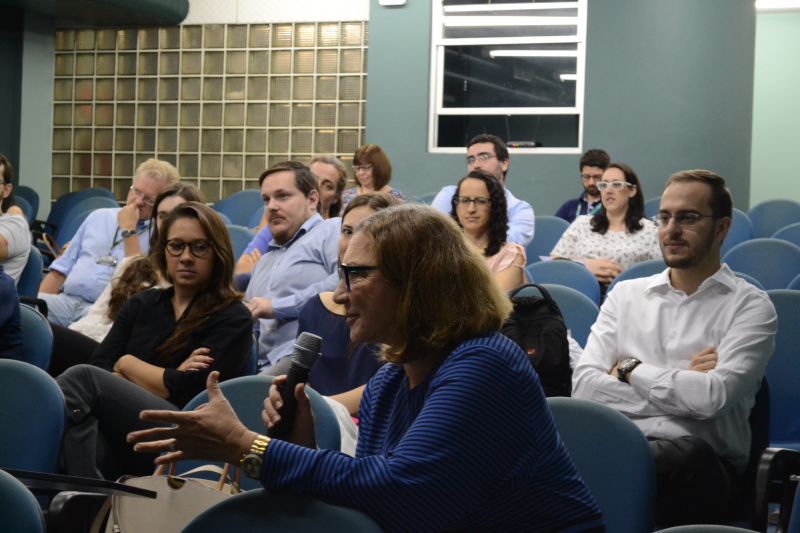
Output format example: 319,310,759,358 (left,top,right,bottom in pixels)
52,23,368,203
